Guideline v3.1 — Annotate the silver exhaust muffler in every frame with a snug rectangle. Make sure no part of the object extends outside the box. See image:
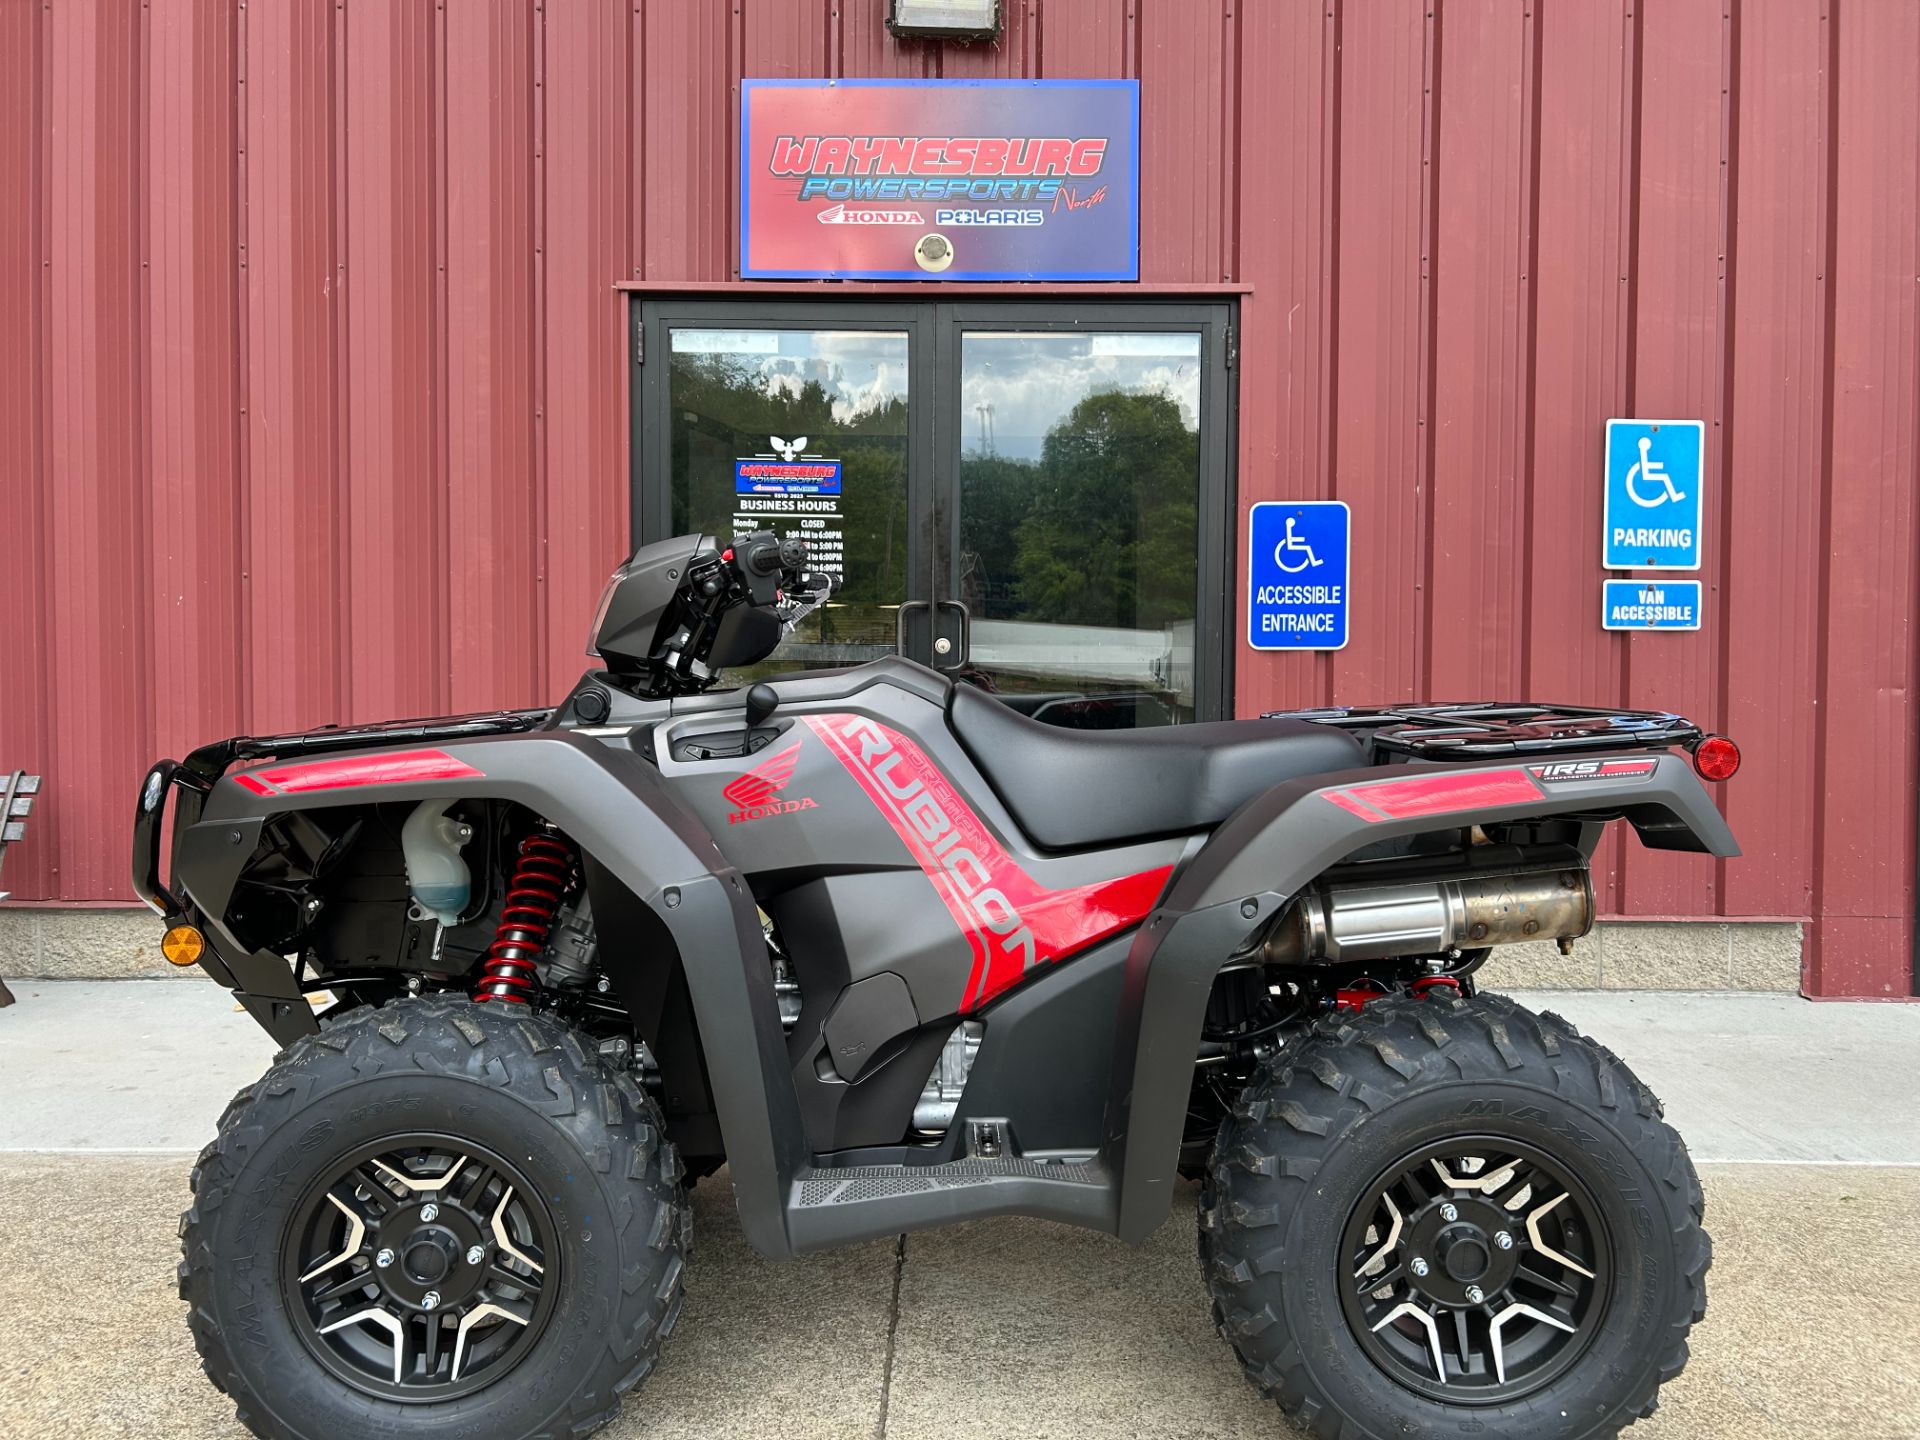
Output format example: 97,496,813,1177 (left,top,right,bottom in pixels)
1261,865,1593,967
